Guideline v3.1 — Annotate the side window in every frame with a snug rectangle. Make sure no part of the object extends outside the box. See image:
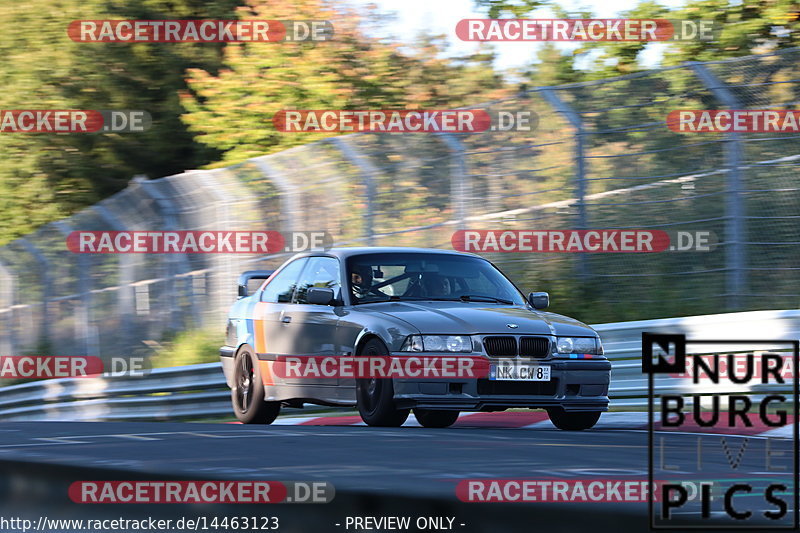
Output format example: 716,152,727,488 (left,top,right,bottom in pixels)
294,257,341,304
261,258,307,303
